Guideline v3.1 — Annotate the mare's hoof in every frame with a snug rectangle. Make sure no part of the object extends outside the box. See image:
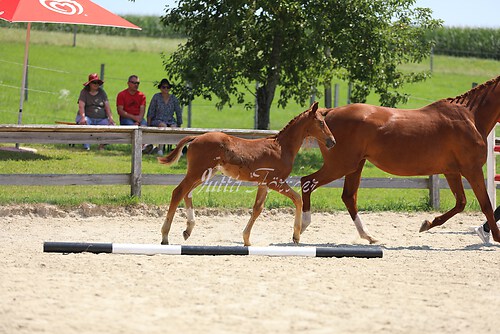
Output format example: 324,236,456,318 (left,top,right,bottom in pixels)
492,231,500,243
368,237,379,245
183,231,190,240
293,236,300,244
161,240,169,245
300,222,311,234
419,220,431,233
